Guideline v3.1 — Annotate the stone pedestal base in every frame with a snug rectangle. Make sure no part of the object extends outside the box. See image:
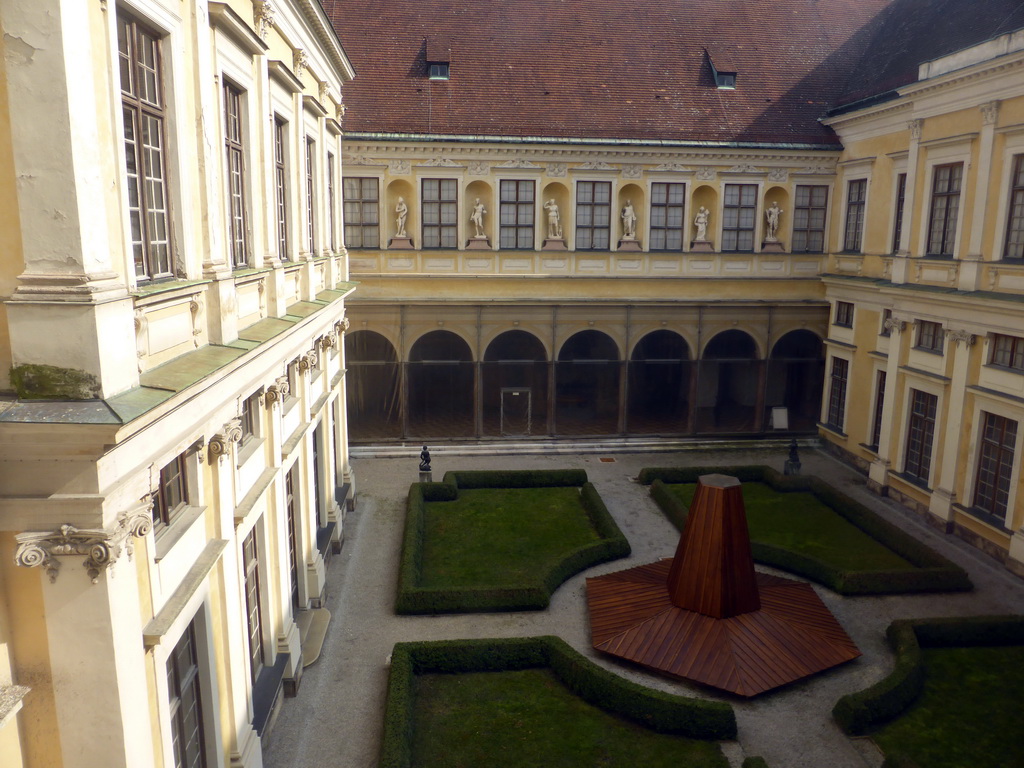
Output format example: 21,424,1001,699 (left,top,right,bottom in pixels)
761,241,785,253
542,238,567,250
389,236,415,249
617,238,642,251
419,471,433,483
690,239,714,252
466,236,490,250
